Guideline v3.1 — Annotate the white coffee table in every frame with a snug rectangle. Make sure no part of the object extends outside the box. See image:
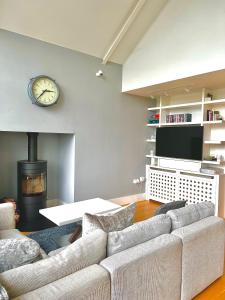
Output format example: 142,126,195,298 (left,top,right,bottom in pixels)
39,198,121,226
